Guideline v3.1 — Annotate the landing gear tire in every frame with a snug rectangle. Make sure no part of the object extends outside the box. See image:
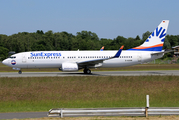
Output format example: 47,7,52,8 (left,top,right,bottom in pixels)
18,70,22,74
86,69,91,74
83,69,91,74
